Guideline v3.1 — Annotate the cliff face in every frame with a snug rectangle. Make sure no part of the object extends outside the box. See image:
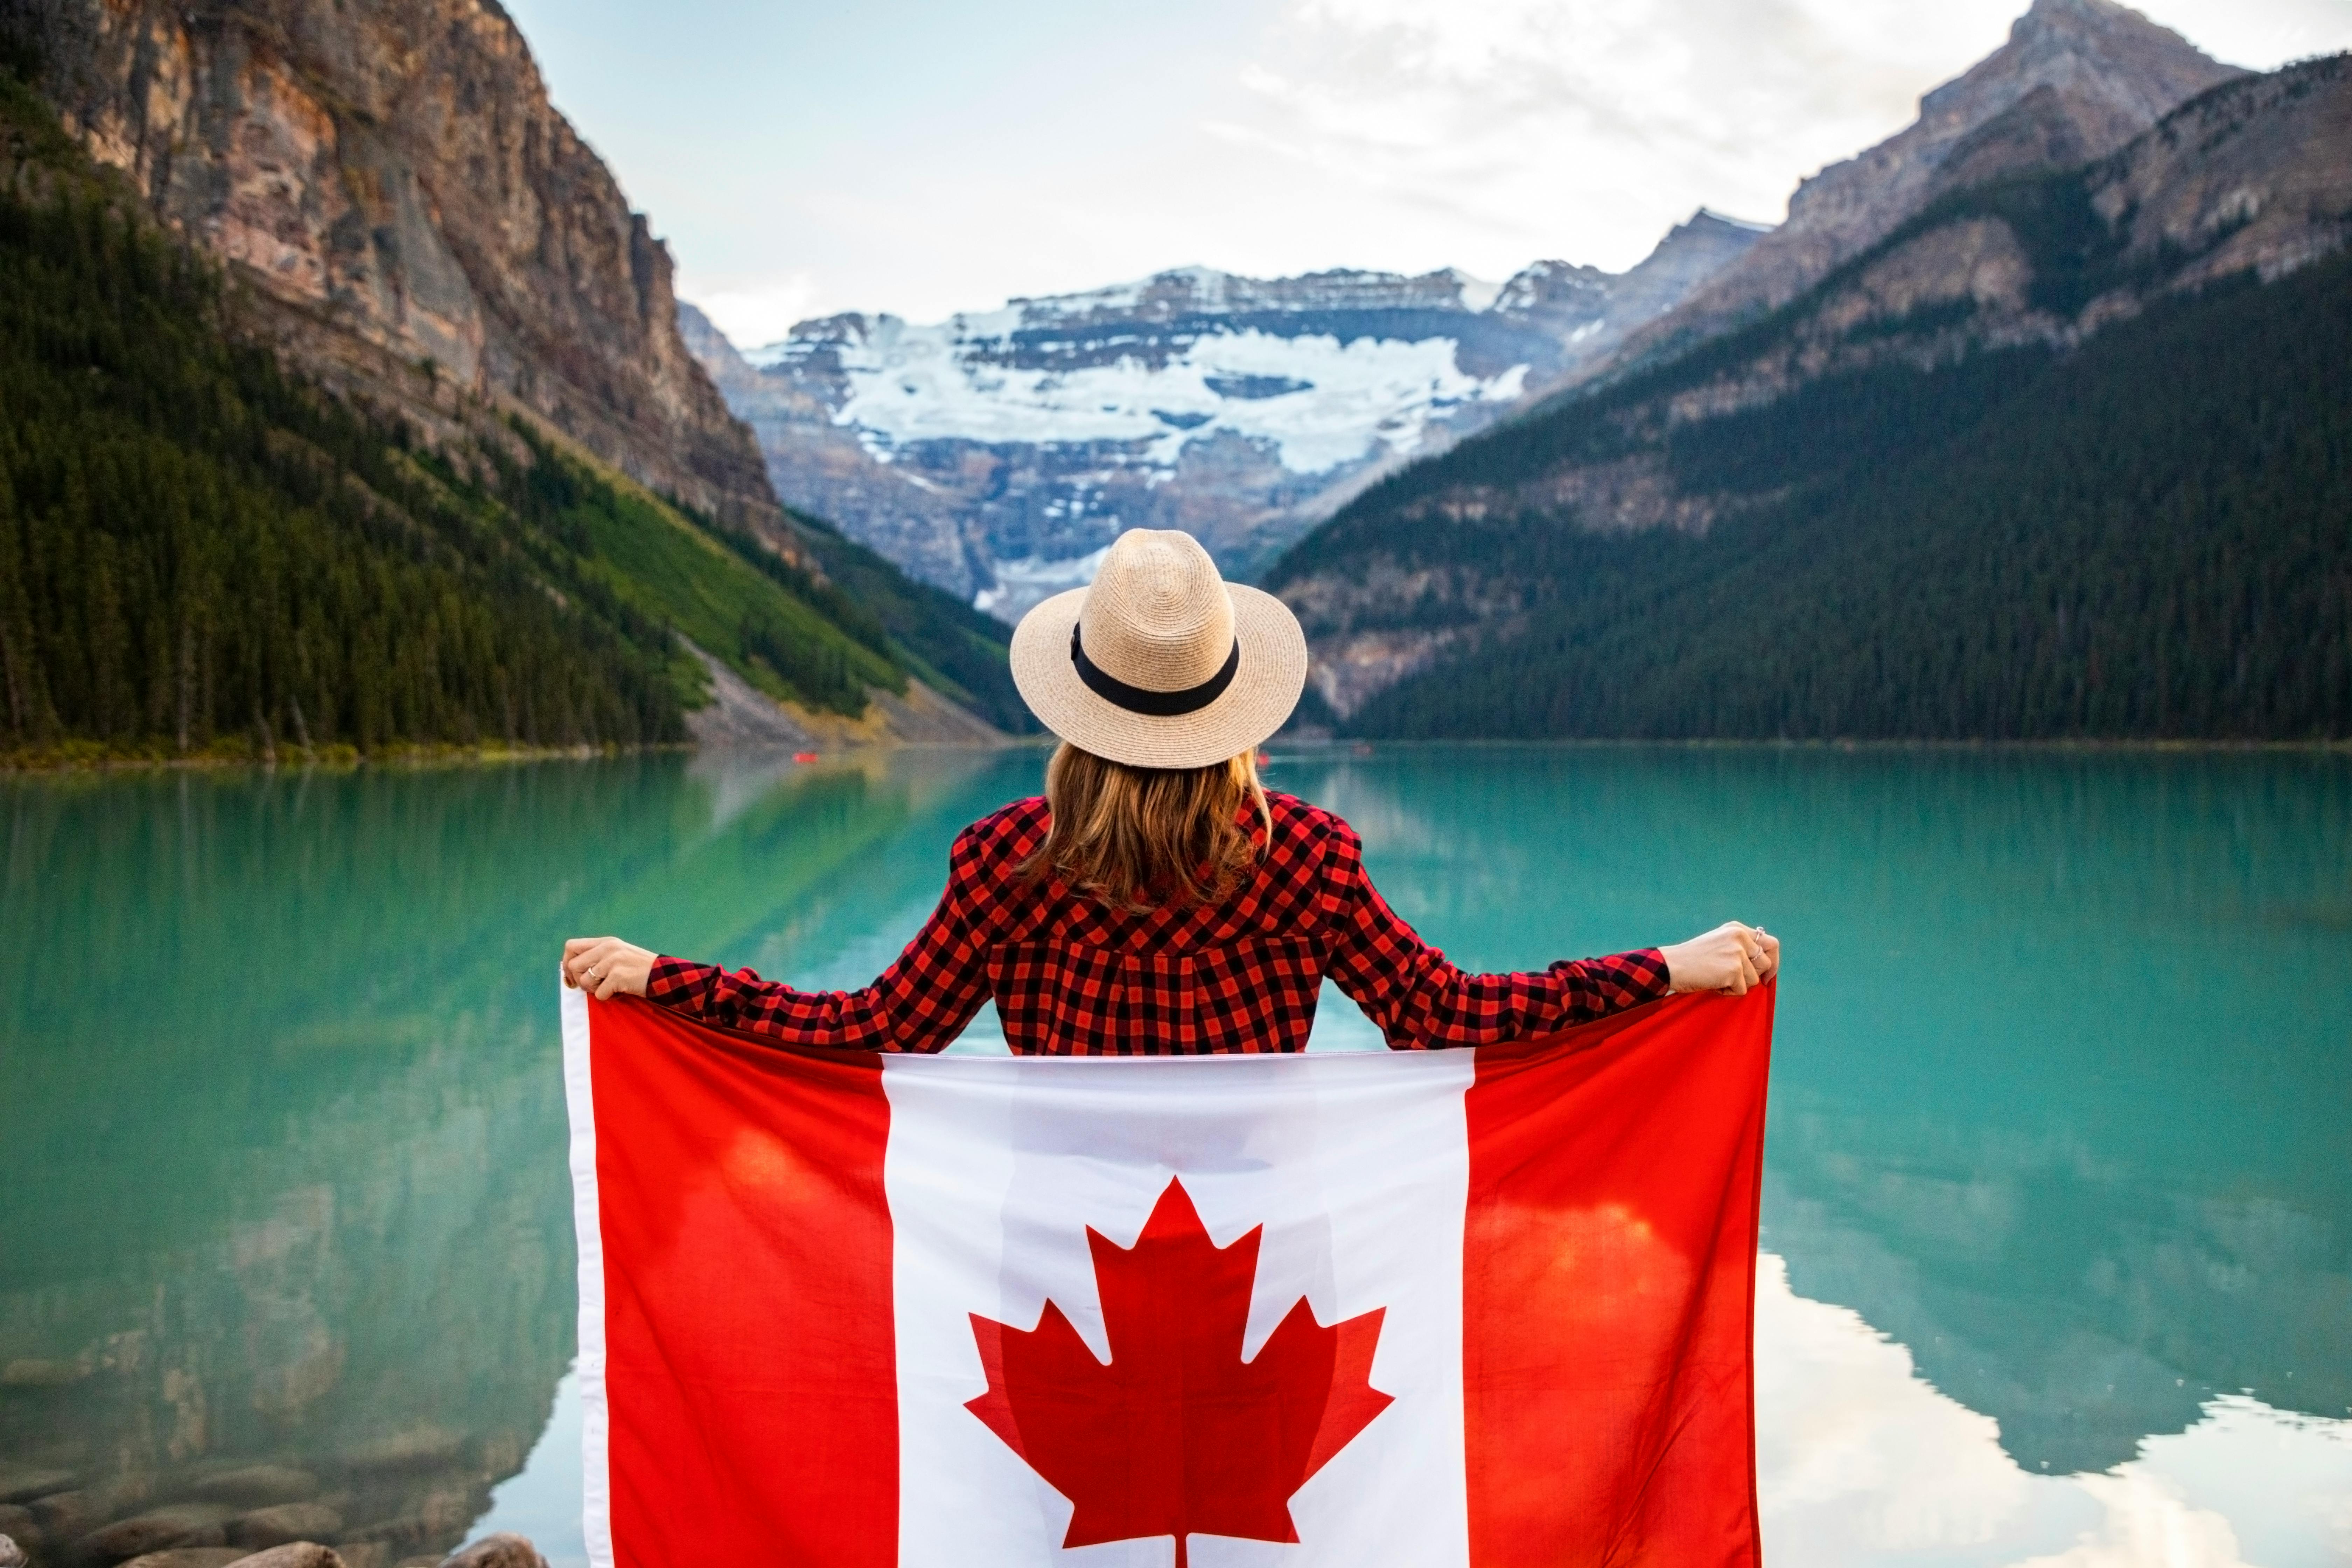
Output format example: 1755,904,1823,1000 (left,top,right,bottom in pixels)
19,0,779,531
